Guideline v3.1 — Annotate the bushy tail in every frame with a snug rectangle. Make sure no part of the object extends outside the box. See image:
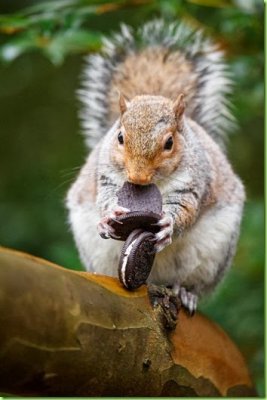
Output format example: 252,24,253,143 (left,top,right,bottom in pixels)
79,20,235,149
